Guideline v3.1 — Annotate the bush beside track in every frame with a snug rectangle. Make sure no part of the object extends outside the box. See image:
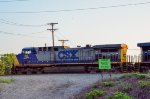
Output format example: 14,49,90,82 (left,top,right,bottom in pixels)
0,54,16,75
